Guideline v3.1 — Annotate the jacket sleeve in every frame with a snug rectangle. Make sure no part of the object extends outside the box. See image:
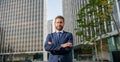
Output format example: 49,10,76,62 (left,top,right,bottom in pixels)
44,33,73,54
51,33,73,55
64,33,73,51
44,34,62,51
